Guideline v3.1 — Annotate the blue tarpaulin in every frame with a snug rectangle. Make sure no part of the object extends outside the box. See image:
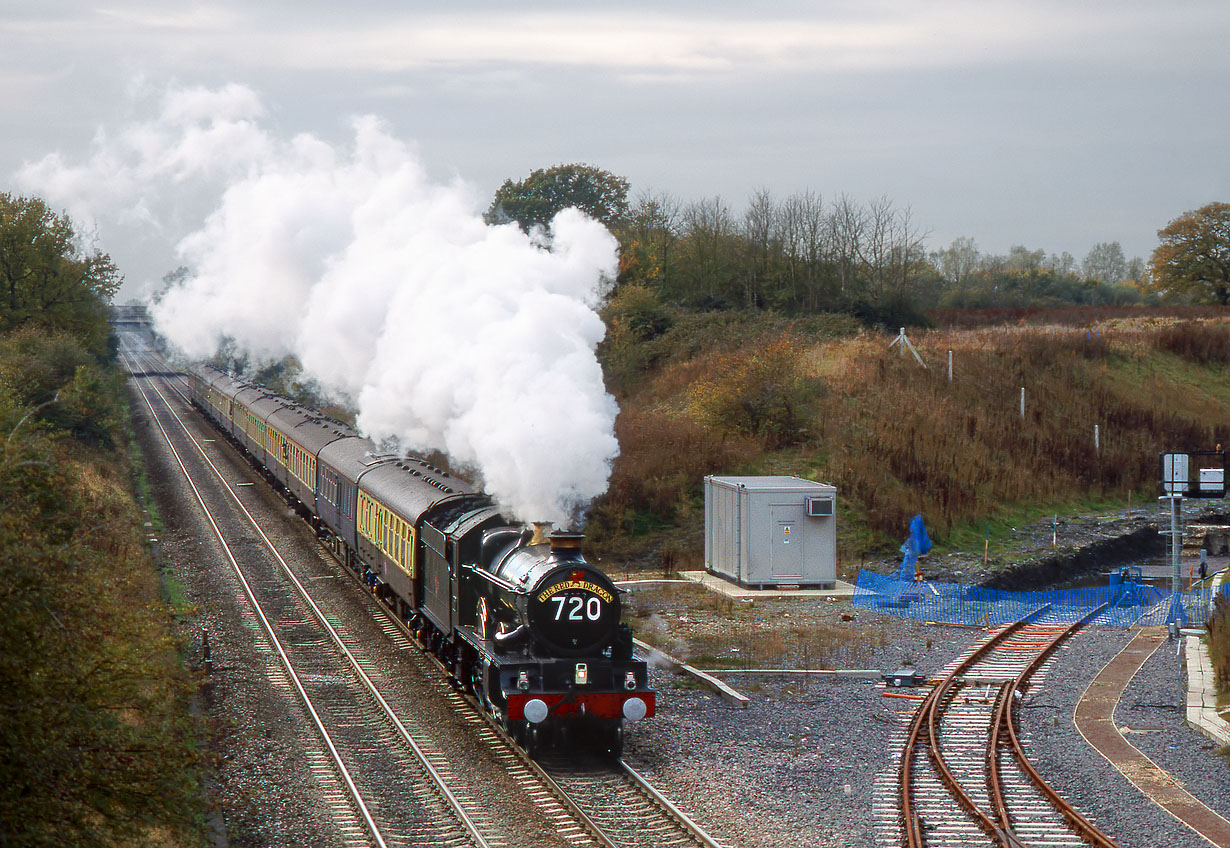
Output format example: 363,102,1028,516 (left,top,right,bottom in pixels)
895,515,933,581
